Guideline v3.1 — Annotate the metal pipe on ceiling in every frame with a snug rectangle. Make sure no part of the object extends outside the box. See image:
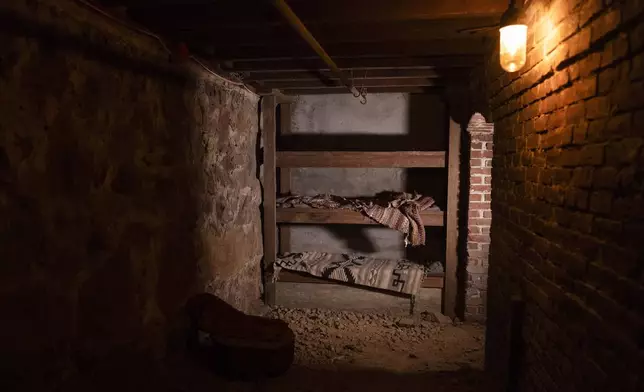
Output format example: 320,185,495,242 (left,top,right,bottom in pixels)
270,0,366,103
